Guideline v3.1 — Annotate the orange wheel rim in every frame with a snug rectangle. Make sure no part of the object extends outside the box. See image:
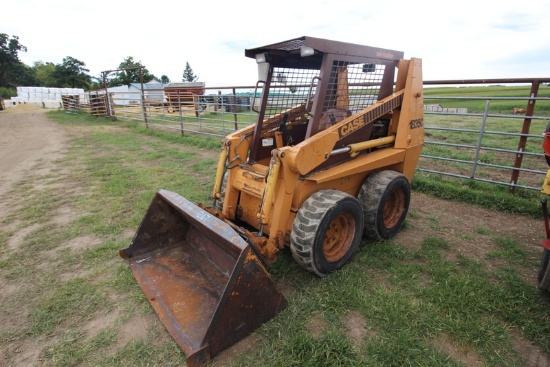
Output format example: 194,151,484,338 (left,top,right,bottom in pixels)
383,189,405,228
323,212,355,262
